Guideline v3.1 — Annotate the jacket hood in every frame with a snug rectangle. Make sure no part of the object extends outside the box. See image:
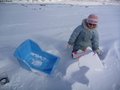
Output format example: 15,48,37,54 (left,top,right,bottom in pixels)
82,19,97,31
